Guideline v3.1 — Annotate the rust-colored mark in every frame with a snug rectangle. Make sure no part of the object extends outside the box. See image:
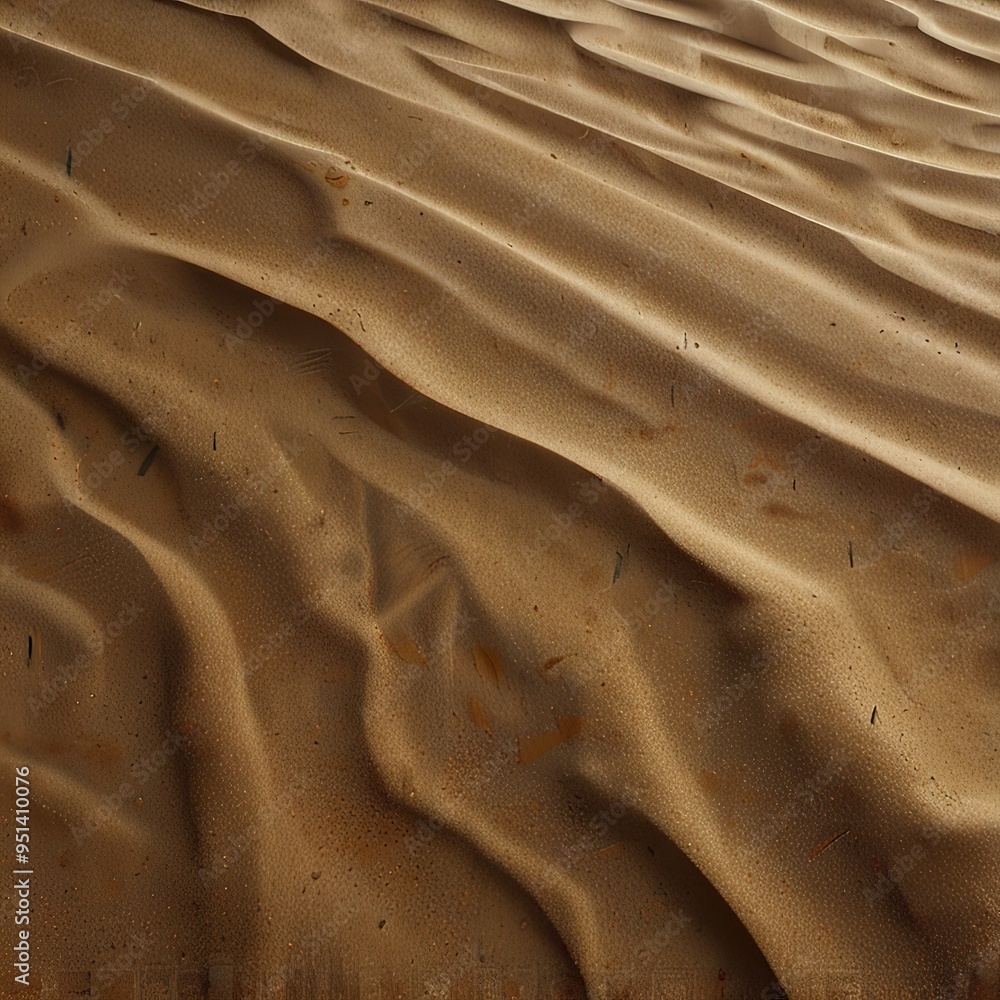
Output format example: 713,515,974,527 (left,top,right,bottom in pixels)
20,551,93,581
541,655,565,671
954,550,996,583
469,697,492,735
325,168,349,188
556,716,582,739
518,716,583,764
698,769,721,797
385,634,426,667
747,450,785,472
761,503,801,519
594,841,624,859
473,644,503,688
808,827,849,861
742,471,768,486
91,741,124,766
624,426,655,441
0,495,25,533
